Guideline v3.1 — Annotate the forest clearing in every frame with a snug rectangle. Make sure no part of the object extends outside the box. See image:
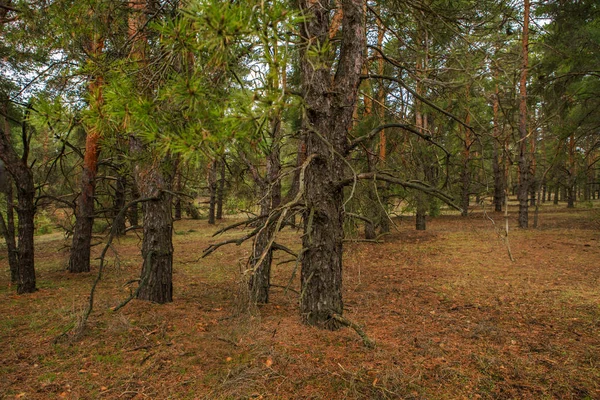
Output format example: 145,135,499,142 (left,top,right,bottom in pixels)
1,204,599,399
